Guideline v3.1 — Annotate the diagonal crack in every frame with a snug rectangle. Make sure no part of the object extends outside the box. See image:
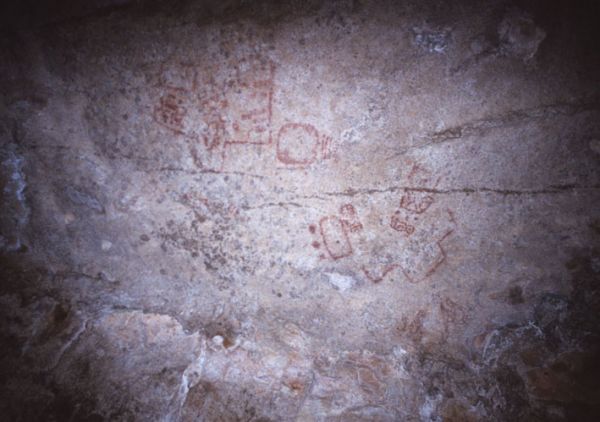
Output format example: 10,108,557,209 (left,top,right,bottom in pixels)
316,183,600,198
49,317,90,371
389,97,600,158
241,201,305,210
